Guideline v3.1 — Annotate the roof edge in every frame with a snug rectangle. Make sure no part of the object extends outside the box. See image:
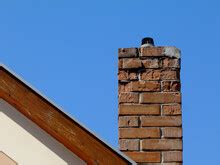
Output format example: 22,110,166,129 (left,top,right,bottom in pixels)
0,63,136,165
